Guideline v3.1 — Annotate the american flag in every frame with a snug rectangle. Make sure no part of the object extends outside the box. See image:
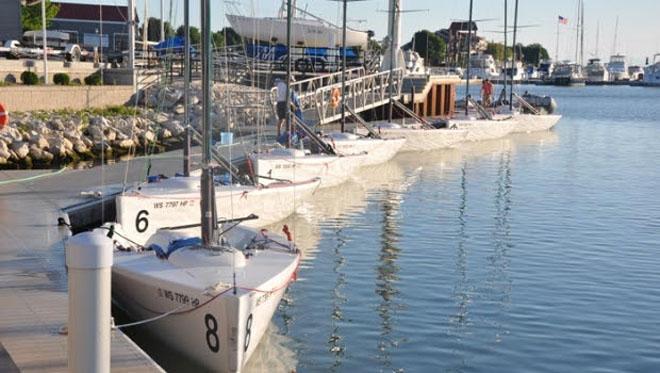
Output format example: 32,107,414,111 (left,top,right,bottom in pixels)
558,16,569,25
